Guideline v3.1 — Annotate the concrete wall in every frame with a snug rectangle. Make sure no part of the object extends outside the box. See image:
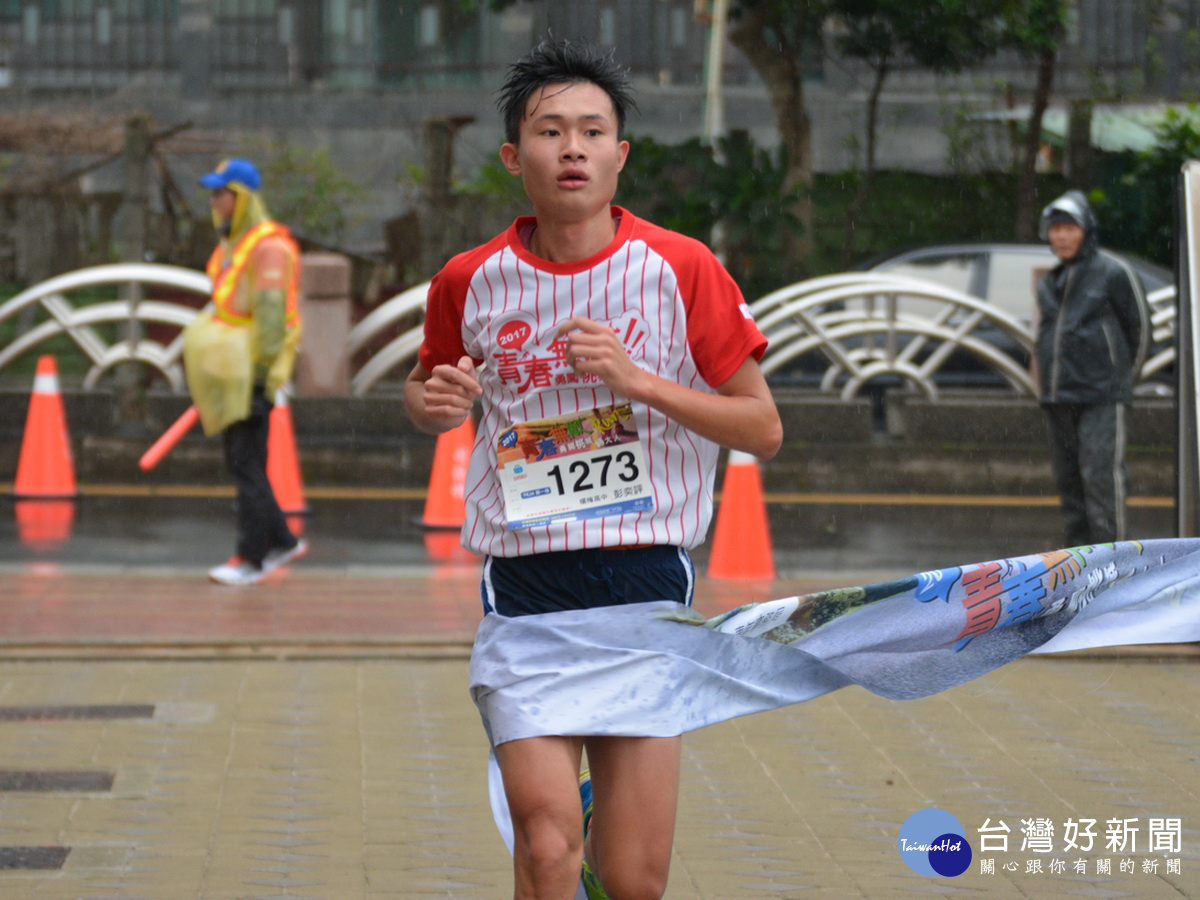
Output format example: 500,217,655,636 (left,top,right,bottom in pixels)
0,388,1175,498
